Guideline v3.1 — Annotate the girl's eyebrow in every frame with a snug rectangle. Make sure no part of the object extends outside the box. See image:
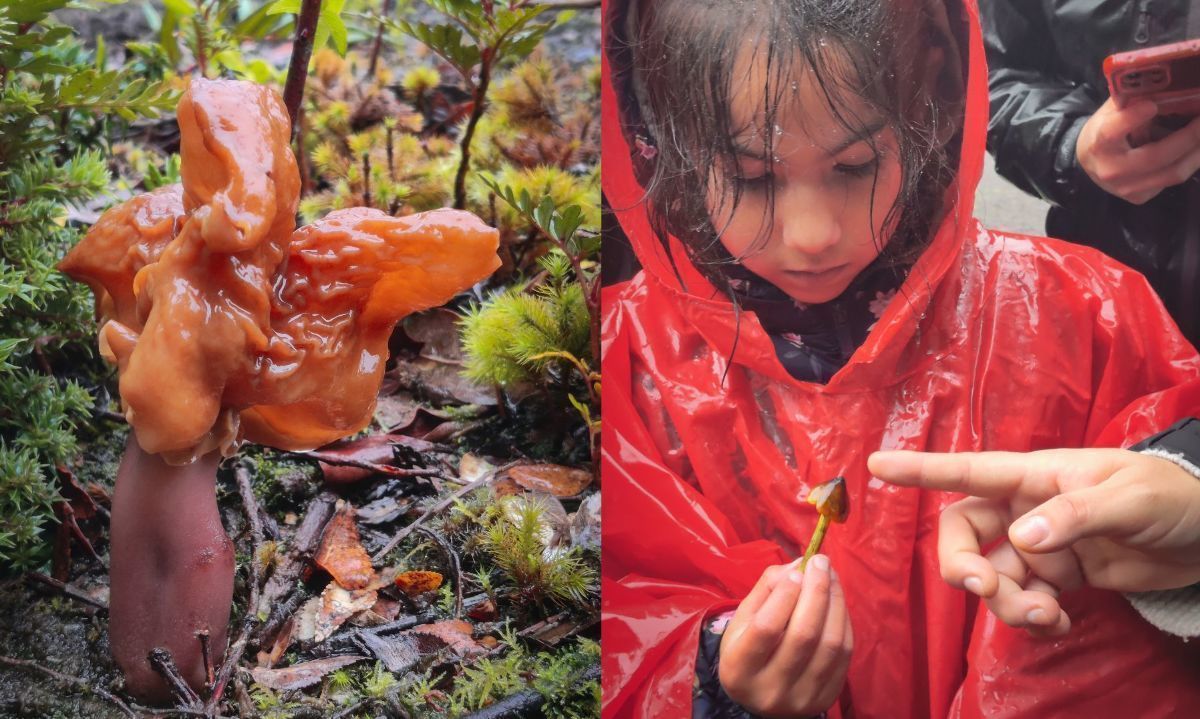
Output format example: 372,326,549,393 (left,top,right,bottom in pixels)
733,117,888,160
